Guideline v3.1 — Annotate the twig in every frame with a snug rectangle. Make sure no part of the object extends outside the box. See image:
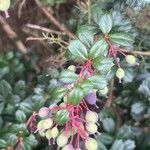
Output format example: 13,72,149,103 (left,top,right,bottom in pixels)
105,79,114,107
18,0,26,18
121,49,150,56
26,23,65,35
34,0,75,39
0,15,27,54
